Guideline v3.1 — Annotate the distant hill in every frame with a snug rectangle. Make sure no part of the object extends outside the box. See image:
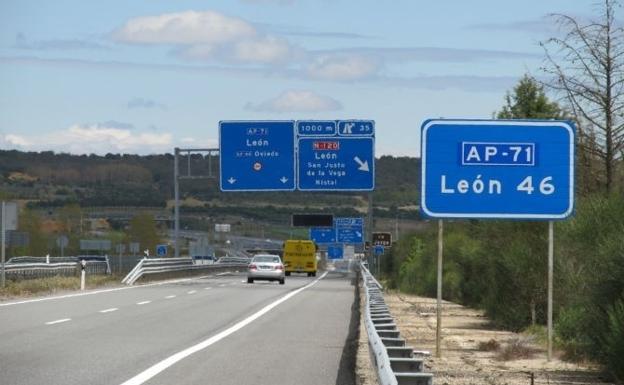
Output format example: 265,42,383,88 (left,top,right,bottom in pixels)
0,150,421,219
